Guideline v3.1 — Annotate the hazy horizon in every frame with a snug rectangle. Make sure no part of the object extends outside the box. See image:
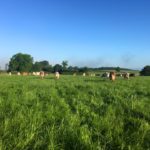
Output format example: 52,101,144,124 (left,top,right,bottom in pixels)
0,0,150,70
